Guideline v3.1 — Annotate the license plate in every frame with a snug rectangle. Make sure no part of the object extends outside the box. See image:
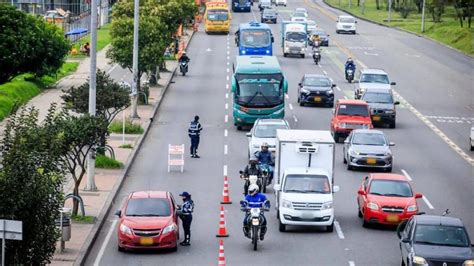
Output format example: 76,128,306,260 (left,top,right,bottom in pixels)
252,219,259,225
372,116,381,121
367,158,376,164
314,96,322,102
387,215,399,222
139,237,154,246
